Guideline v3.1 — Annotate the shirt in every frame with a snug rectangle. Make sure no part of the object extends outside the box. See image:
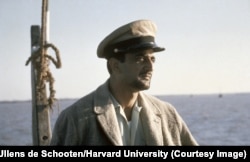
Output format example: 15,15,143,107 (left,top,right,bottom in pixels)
110,94,145,145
